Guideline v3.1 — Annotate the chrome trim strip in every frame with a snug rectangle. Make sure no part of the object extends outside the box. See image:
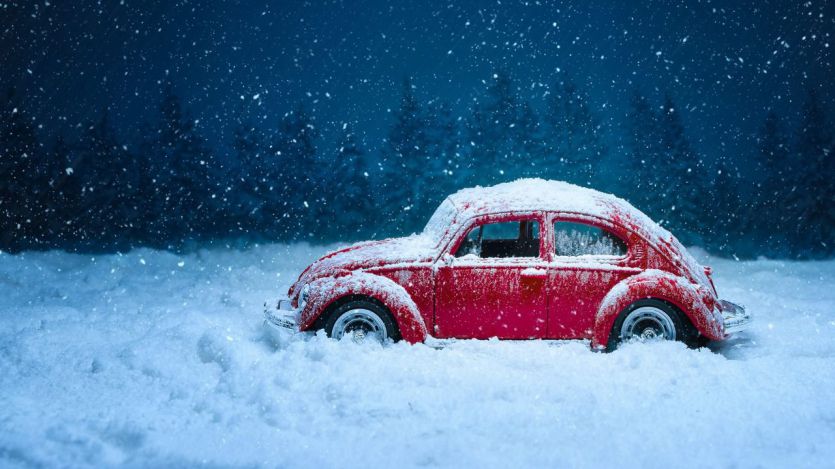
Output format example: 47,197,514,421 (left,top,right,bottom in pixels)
264,299,299,331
